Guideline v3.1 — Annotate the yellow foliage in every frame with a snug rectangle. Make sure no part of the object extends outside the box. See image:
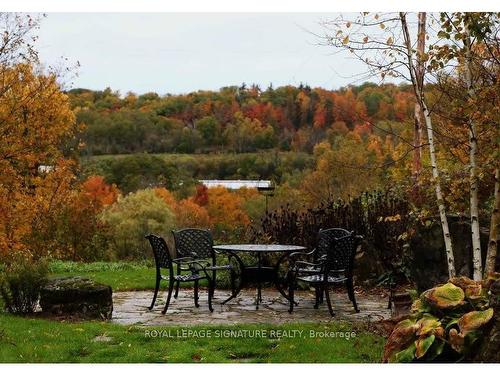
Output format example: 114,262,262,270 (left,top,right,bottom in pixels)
206,187,250,229
0,64,77,259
